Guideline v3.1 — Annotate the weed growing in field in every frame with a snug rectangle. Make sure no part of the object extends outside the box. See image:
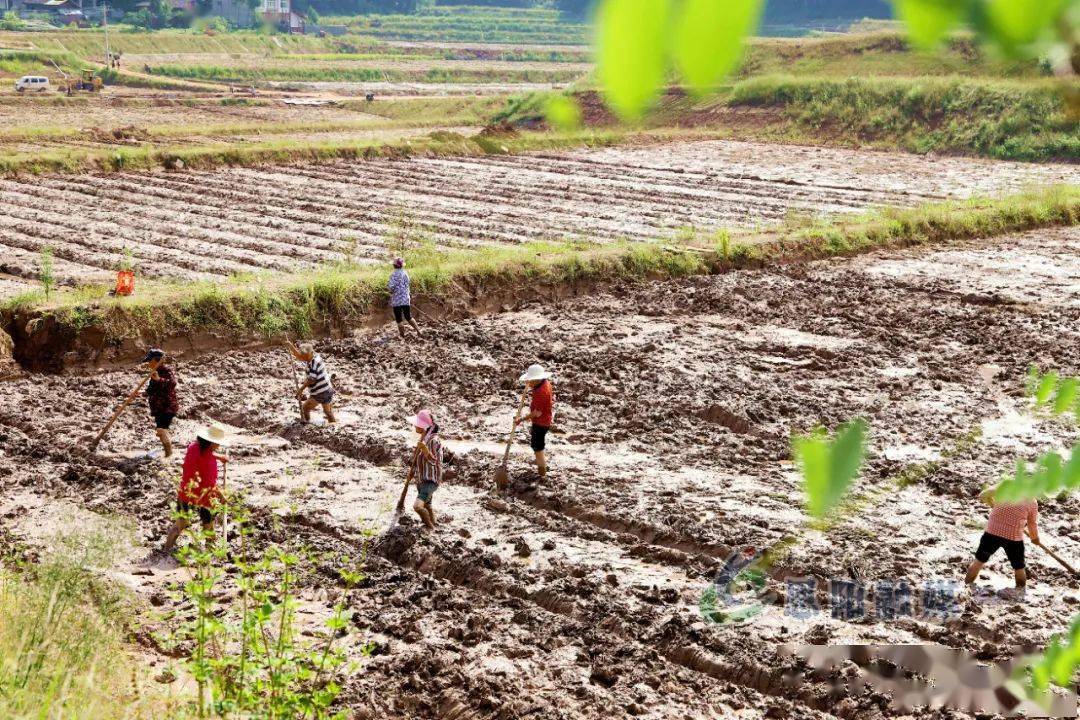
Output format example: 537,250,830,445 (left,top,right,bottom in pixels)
168,499,368,719
38,247,55,301
0,524,167,719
